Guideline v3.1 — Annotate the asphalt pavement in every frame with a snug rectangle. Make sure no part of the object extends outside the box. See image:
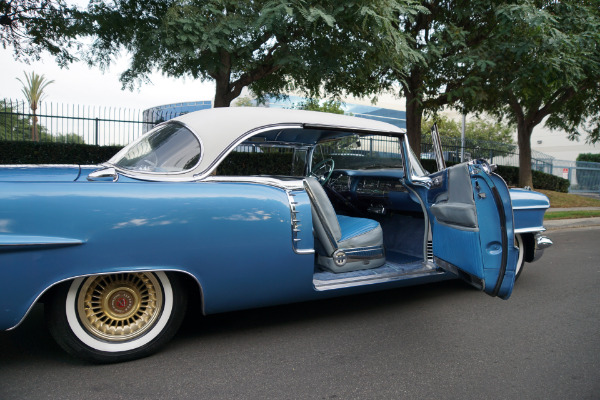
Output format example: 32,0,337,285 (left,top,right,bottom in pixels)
1,228,599,399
